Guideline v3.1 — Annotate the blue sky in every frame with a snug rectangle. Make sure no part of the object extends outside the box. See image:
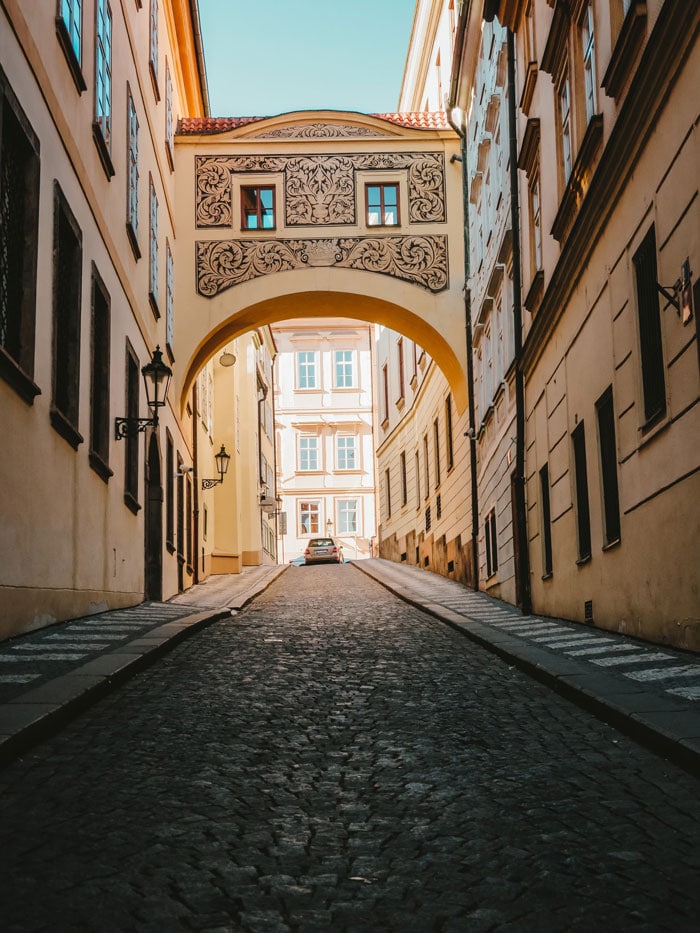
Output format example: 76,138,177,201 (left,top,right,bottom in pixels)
198,0,417,117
